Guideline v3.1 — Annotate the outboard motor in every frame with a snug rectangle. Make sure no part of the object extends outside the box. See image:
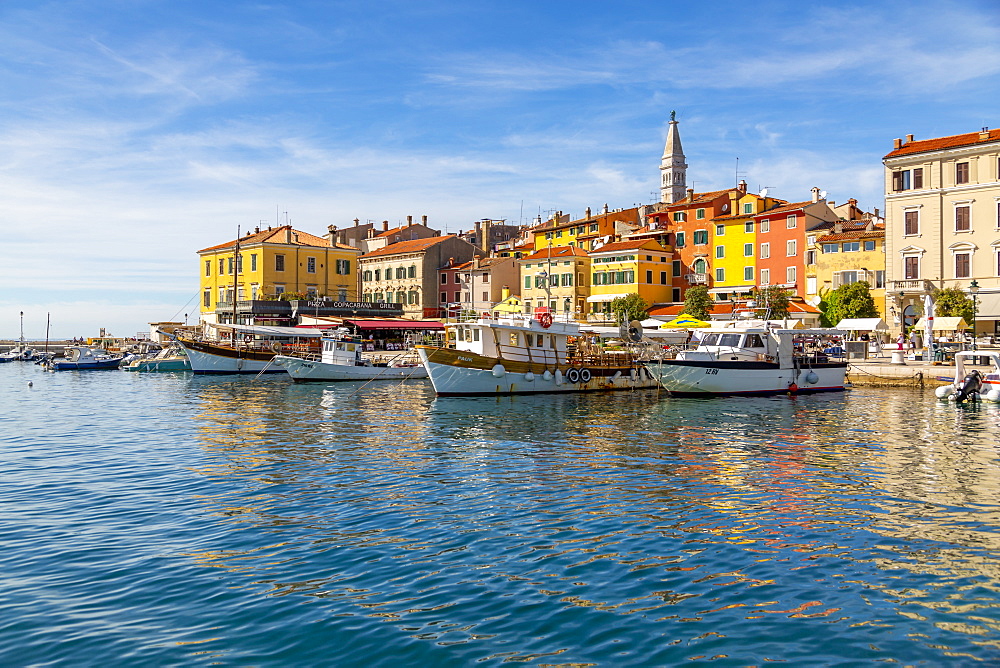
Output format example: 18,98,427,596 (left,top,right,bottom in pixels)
953,370,983,403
